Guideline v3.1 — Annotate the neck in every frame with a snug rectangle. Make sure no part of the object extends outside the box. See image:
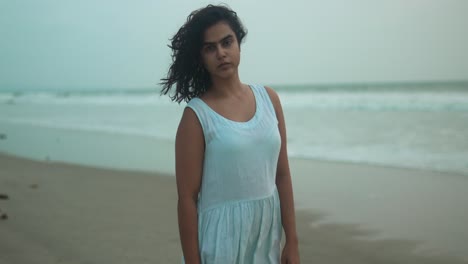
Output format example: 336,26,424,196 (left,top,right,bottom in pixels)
208,72,245,97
